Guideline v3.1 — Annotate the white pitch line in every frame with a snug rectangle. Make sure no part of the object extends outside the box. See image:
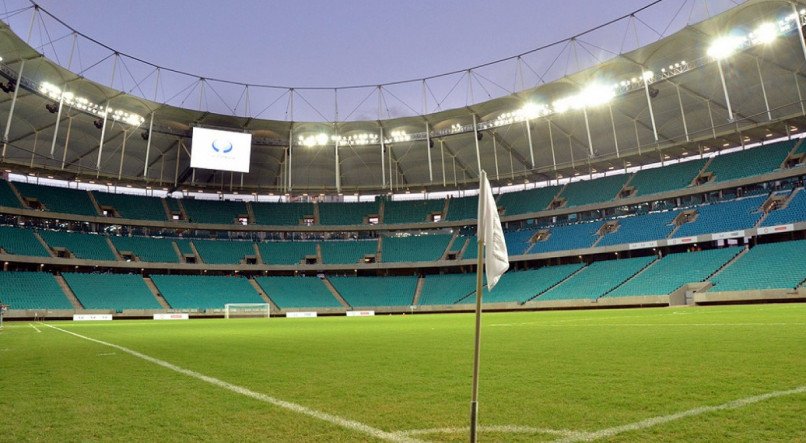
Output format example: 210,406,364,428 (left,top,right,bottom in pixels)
29,323,41,333
395,424,582,438
553,385,806,442
43,323,422,443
